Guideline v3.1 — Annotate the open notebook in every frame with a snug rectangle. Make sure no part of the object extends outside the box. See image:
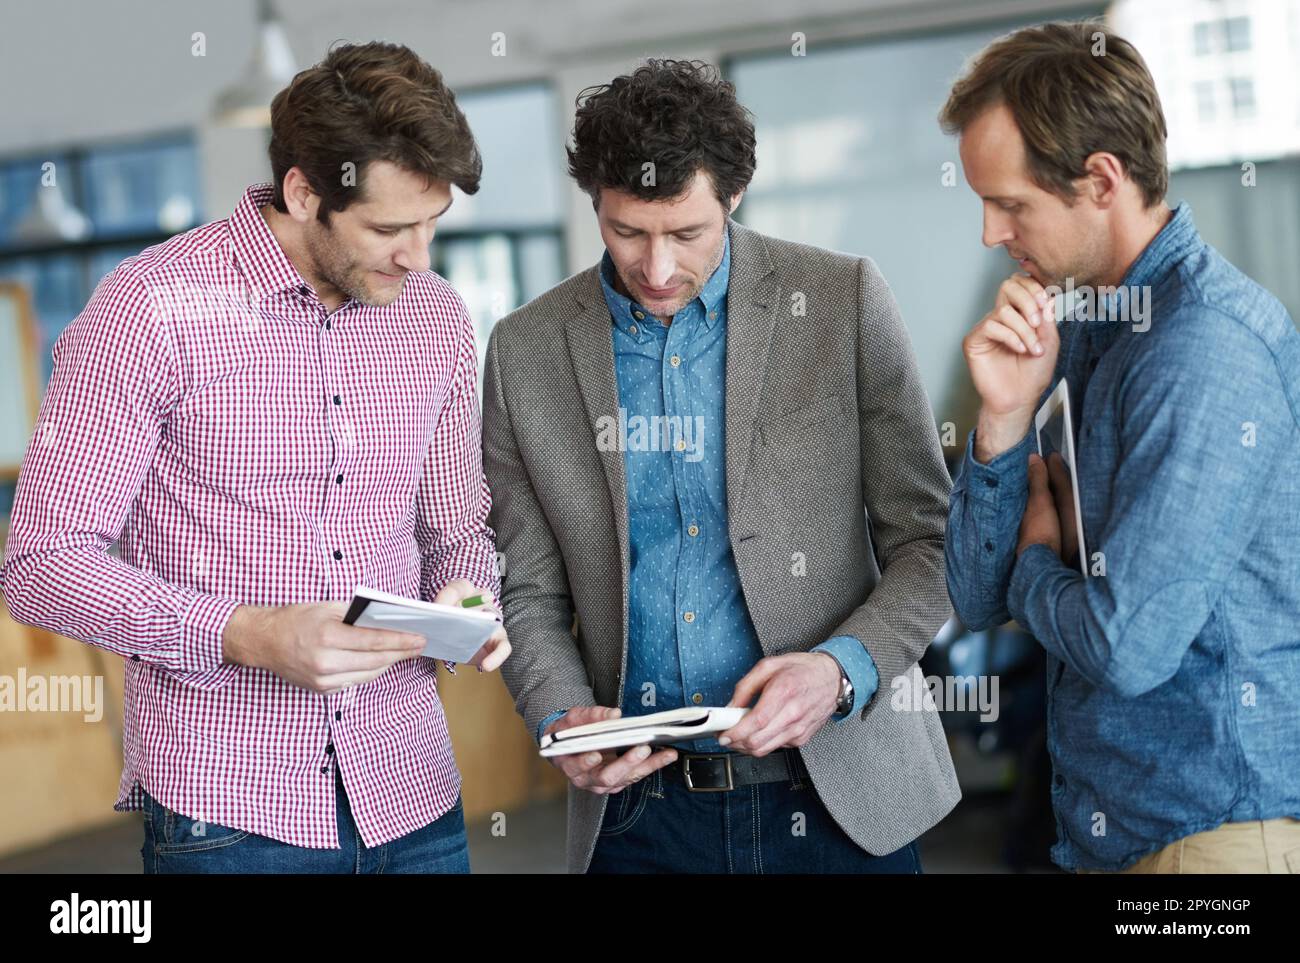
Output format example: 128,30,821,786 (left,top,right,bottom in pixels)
539,706,749,757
